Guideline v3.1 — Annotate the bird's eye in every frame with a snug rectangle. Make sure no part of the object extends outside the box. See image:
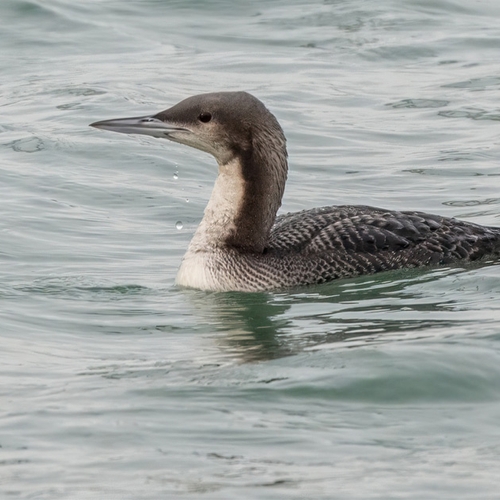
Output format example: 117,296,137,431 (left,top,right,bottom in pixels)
198,112,212,123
